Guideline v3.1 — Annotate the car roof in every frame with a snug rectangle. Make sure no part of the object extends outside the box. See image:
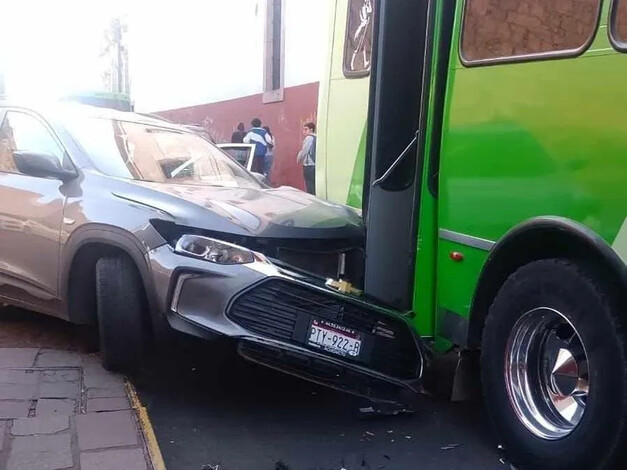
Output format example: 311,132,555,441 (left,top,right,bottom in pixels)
0,100,186,131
